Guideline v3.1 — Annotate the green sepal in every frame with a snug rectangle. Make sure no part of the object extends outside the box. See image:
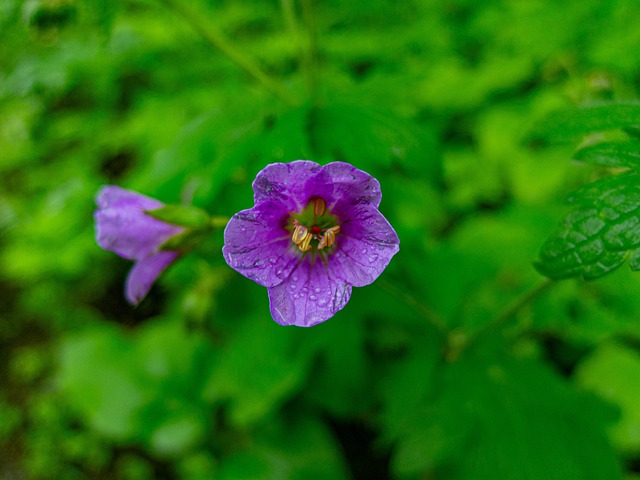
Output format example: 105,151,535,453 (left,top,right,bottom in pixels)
573,141,640,169
146,205,211,229
159,229,210,252
536,172,640,280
